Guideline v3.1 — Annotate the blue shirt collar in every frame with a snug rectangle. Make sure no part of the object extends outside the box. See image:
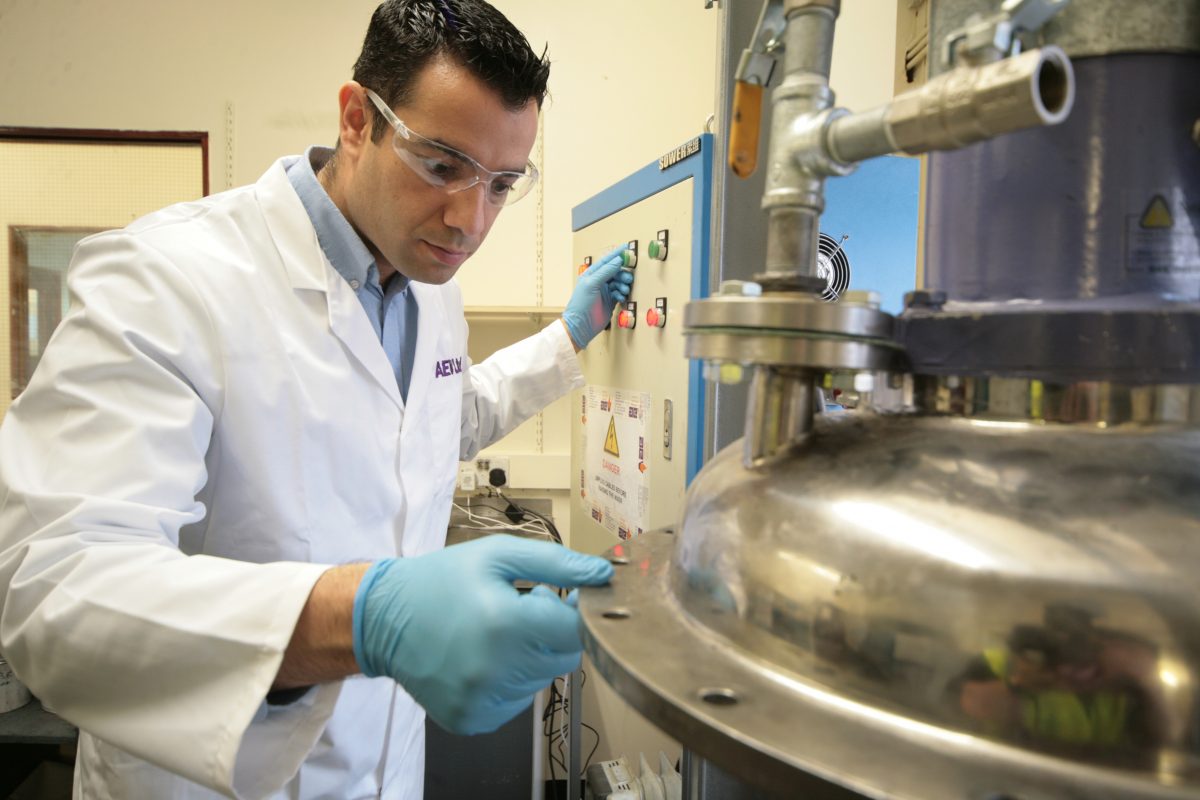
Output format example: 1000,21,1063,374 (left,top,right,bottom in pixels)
286,146,408,293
